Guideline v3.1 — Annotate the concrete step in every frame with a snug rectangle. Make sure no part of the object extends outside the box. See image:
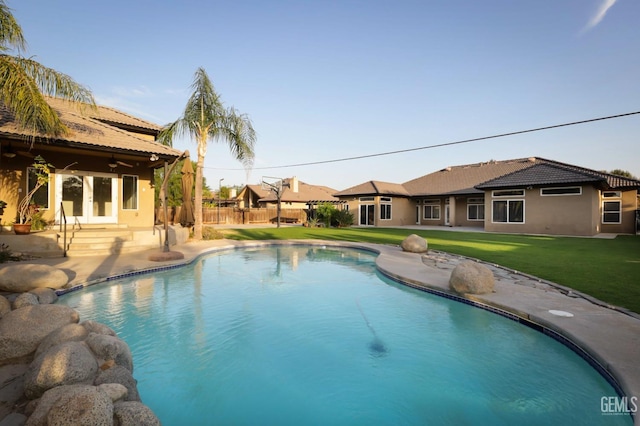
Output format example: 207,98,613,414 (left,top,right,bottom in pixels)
69,224,129,230
64,227,154,256
65,244,157,257
67,240,141,251
1,226,186,258
70,229,133,239
69,234,133,244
